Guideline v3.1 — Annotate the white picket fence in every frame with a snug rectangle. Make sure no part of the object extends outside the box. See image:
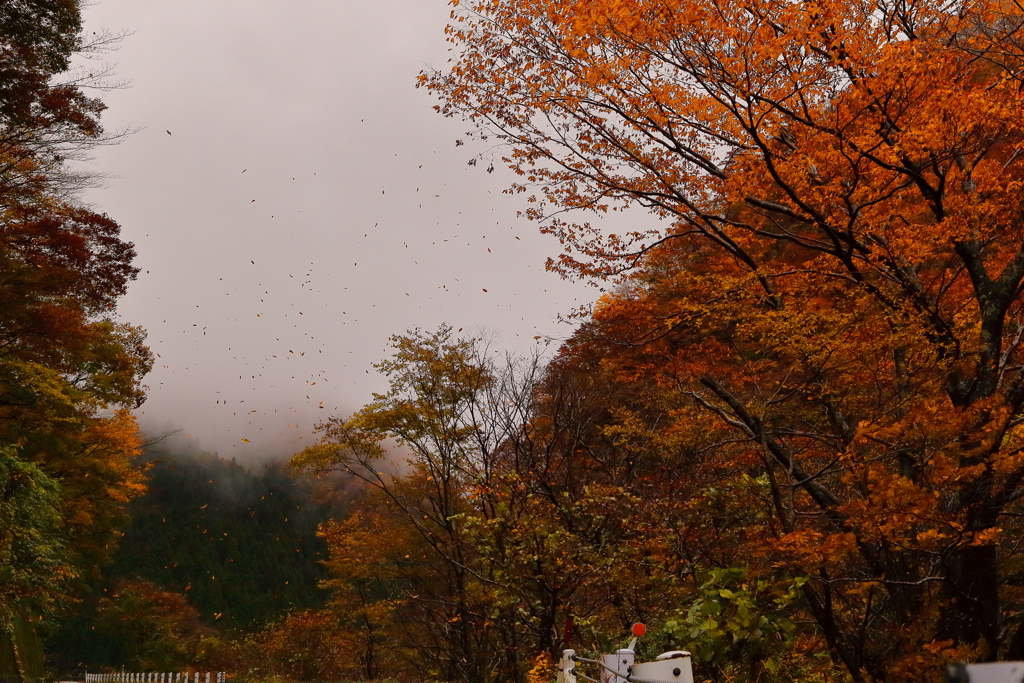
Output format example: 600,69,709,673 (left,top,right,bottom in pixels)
85,673,226,683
